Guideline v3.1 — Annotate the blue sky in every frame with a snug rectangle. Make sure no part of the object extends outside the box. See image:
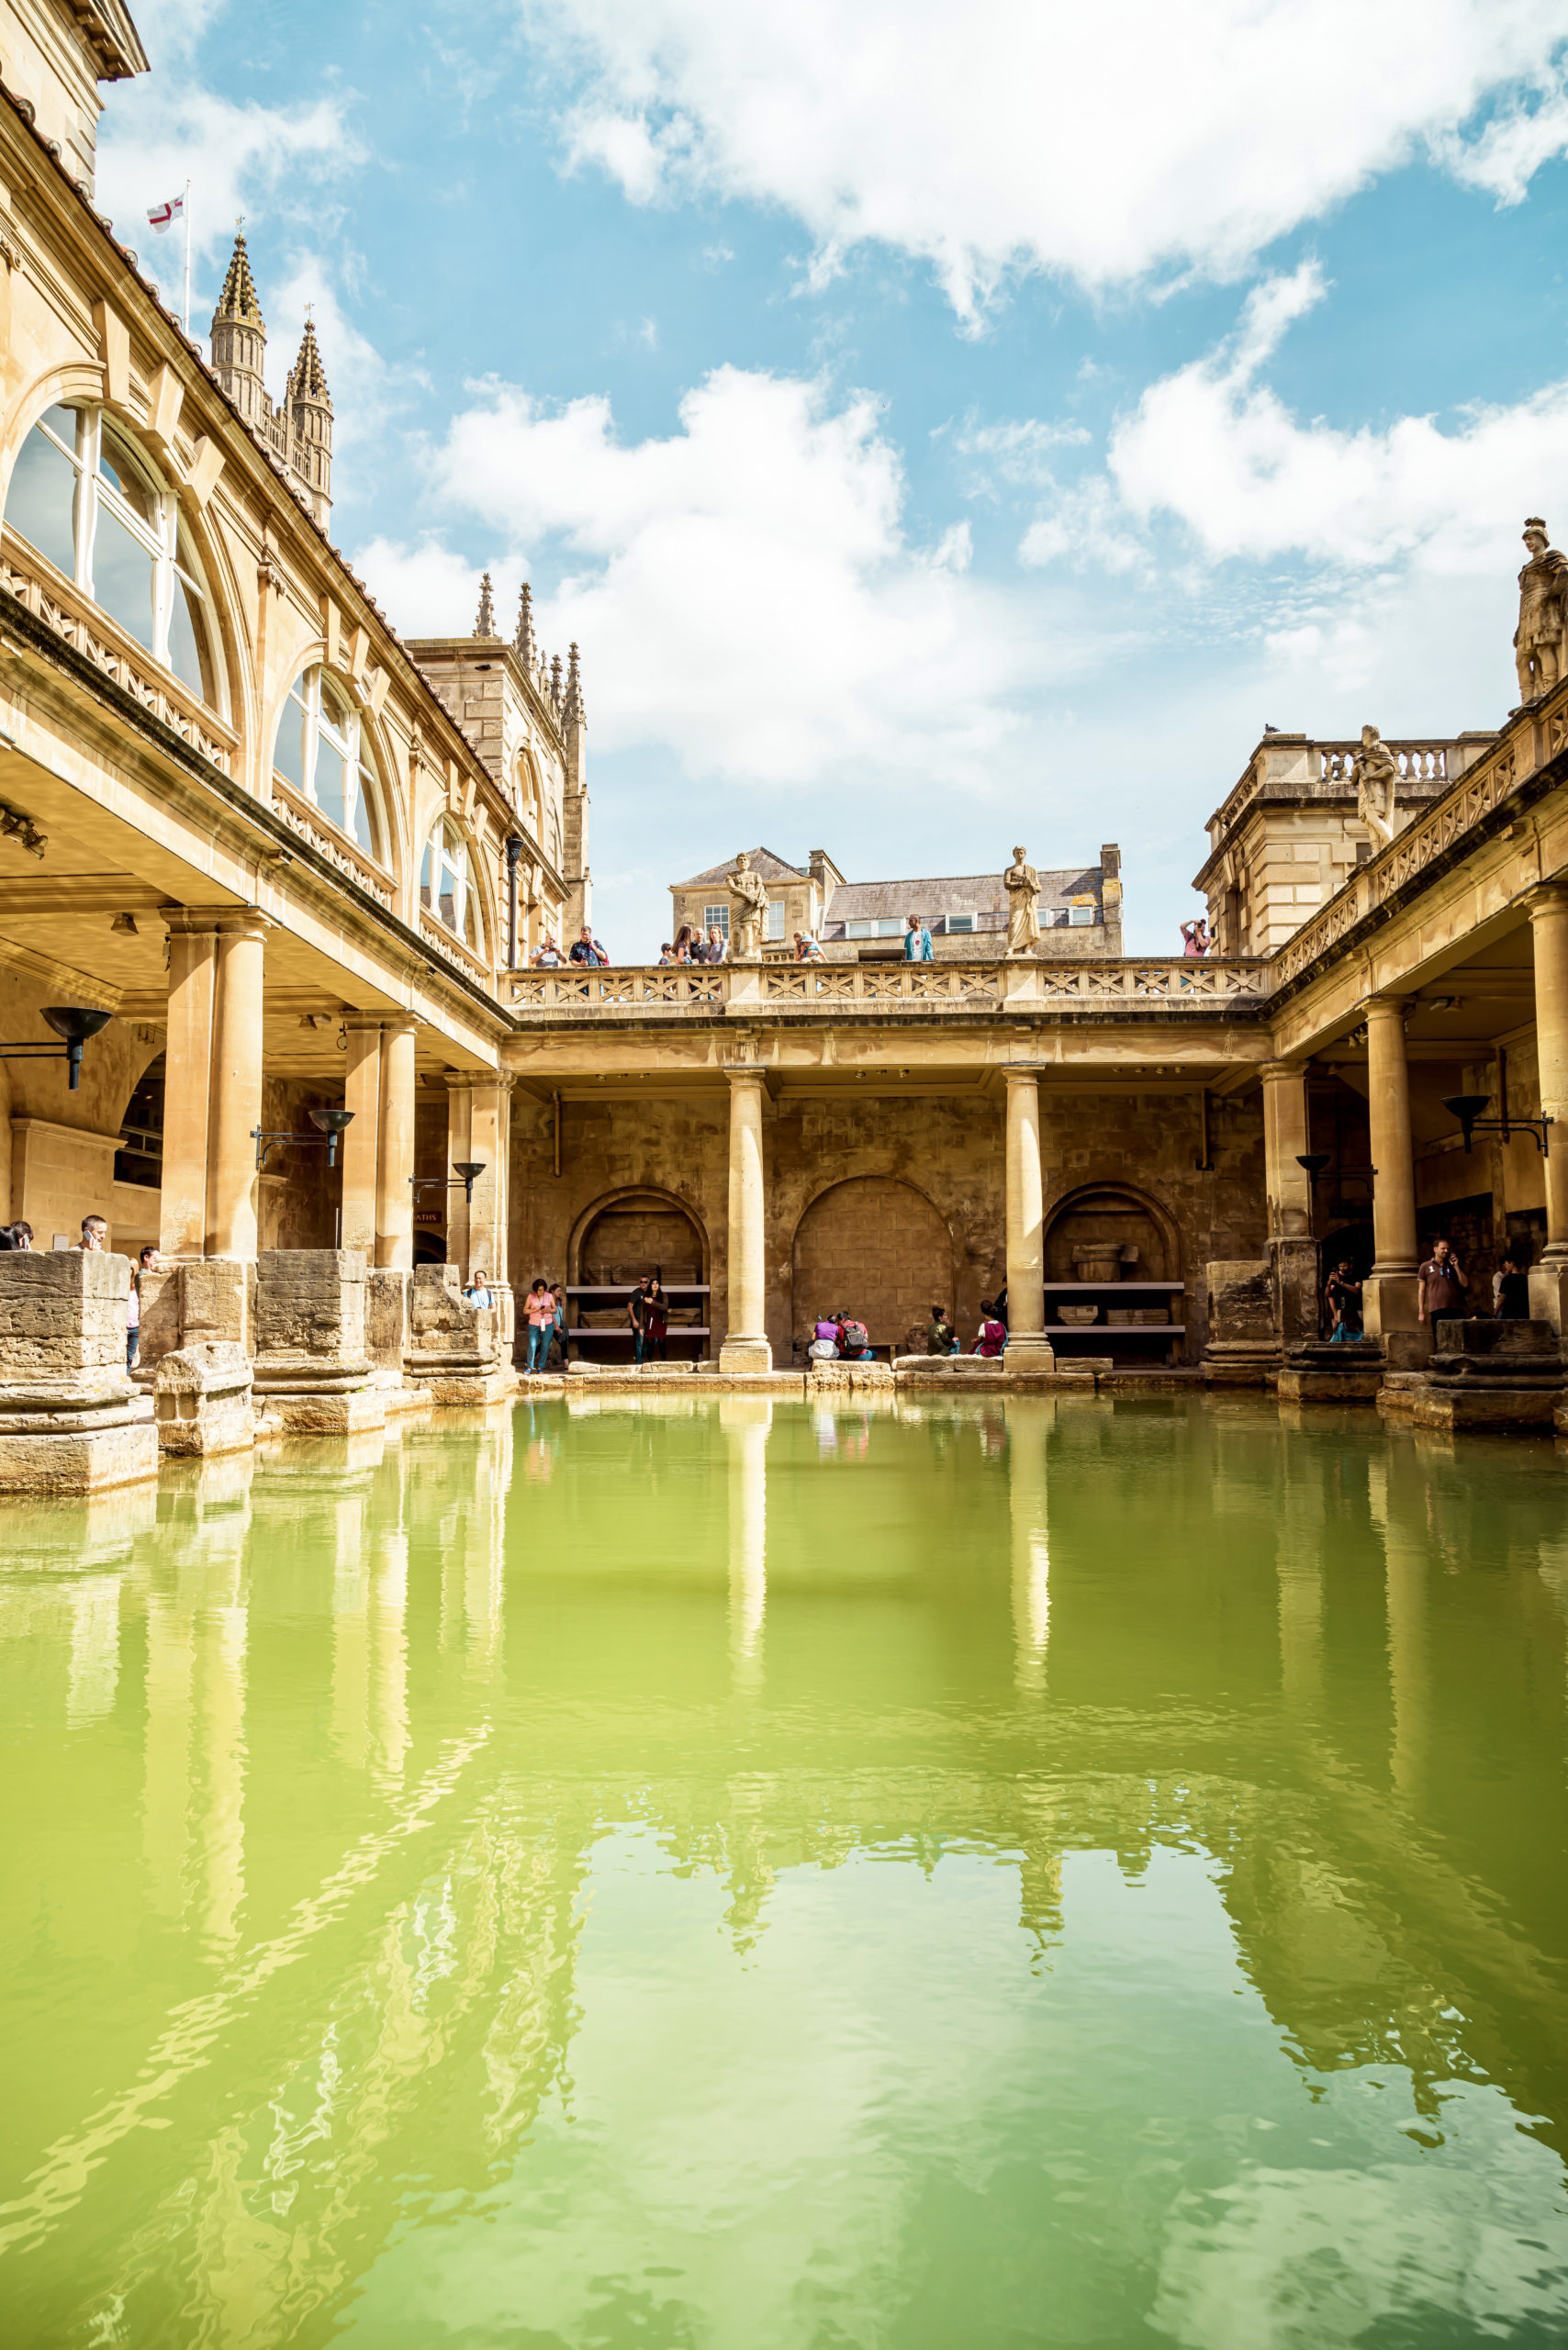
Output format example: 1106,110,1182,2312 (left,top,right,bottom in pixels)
97,0,1568,958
